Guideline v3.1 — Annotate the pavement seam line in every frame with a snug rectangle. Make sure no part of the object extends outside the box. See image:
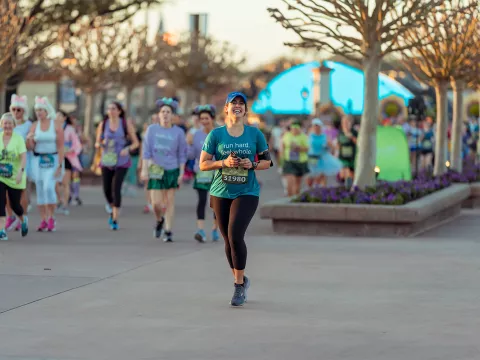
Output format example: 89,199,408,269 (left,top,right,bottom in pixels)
0,245,215,316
